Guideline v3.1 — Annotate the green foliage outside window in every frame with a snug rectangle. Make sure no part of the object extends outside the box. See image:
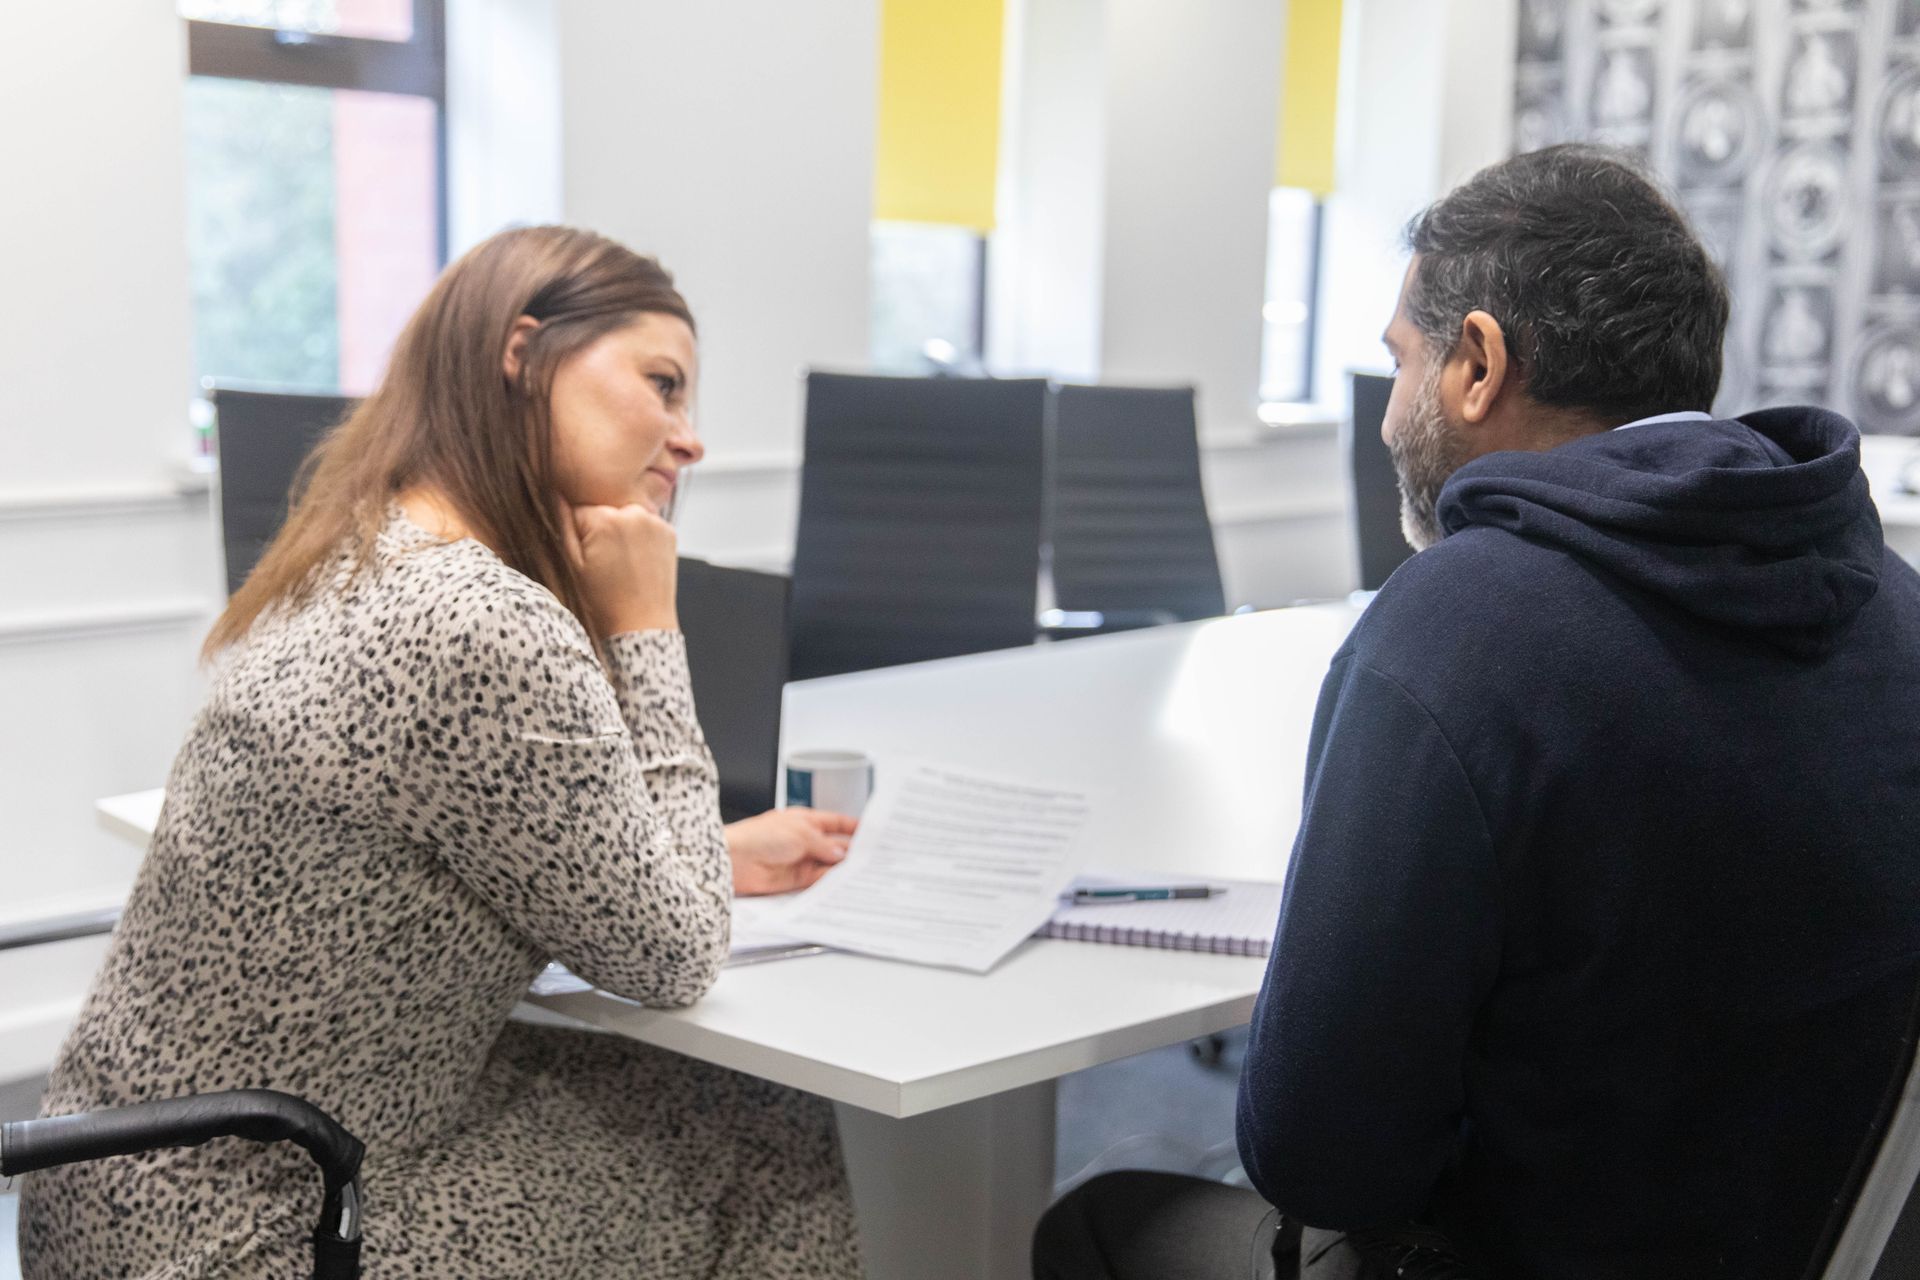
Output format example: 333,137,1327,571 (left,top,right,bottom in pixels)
185,77,341,390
